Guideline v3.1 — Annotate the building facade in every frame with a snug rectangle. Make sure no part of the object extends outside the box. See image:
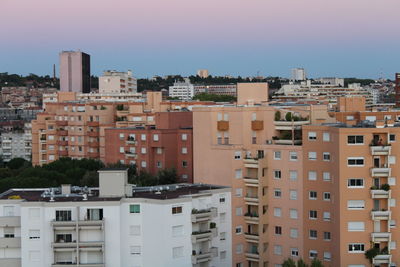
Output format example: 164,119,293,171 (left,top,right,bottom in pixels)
169,79,195,100
0,169,232,267
99,70,137,94
60,51,91,93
